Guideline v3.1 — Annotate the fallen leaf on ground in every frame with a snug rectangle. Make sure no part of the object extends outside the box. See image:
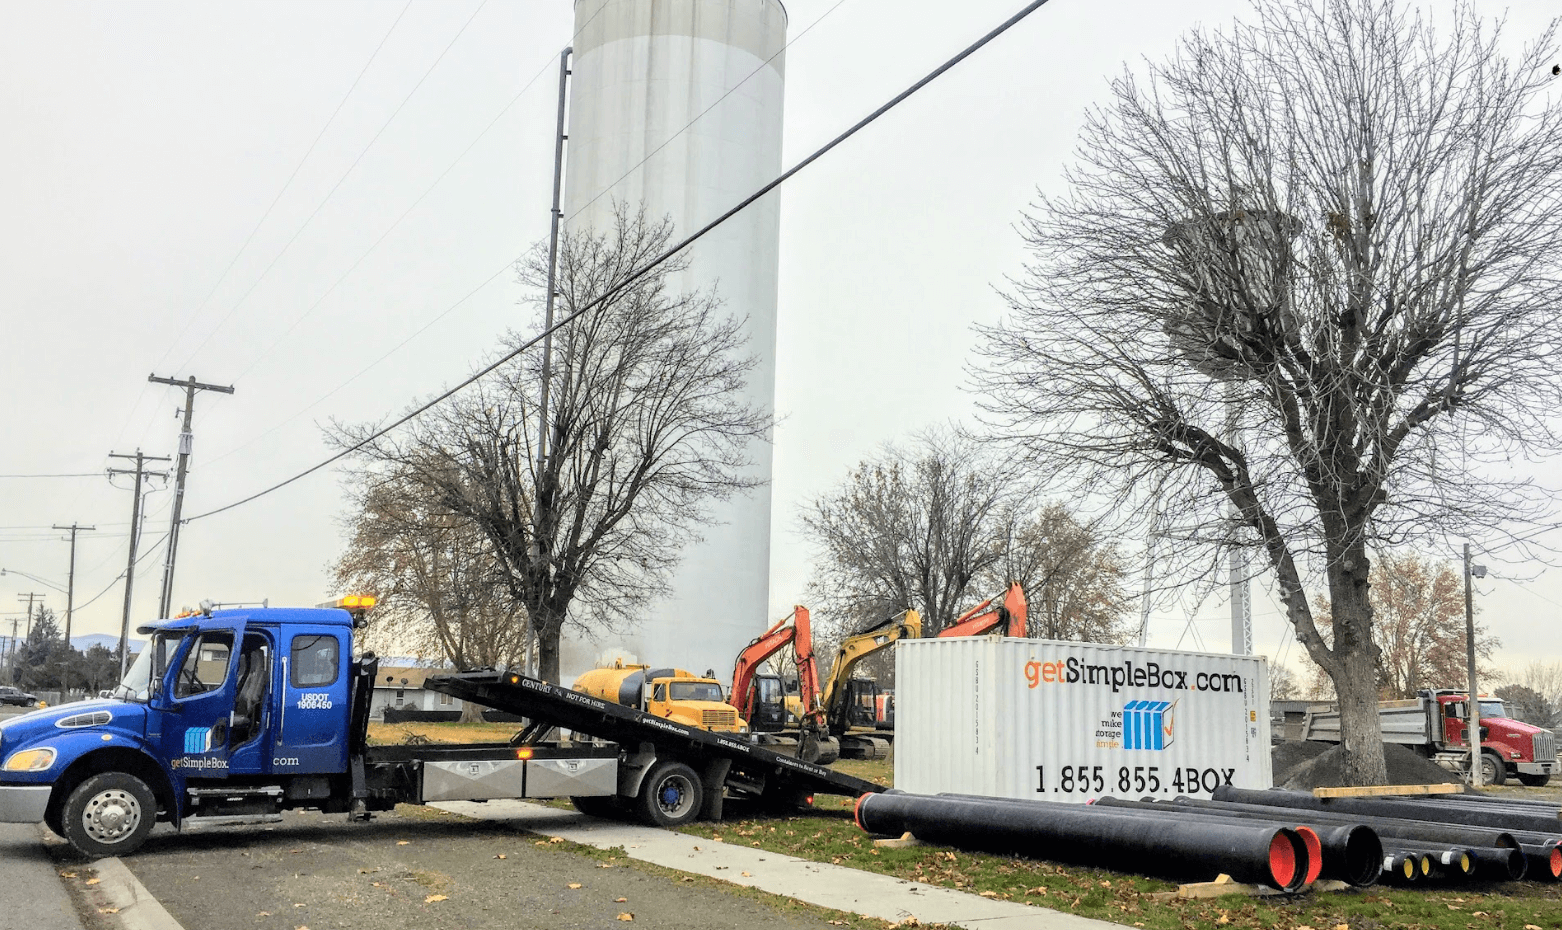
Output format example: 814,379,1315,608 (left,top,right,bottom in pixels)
289,848,302,854
615,897,627,903
549,836,565,843
1526,925,1544,930
536,841,549,846
567,883,582,890
58,872,77,879
396,841,410,846
740,871,752,877
83,878,100,886
980,891,998,898
494,854,507,859
97,908,119,915
425,894,448,903
598,863,614,869
617,913,634,922
293,903,306,908
357,868,380,874
257,913,271,918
